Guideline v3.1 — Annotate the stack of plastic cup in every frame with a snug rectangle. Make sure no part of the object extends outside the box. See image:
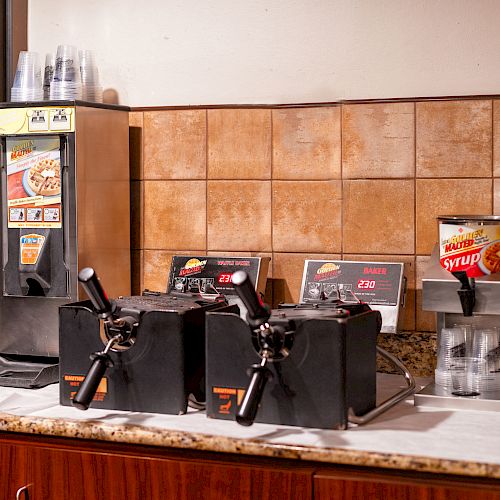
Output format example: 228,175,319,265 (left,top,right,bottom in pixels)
43,53,55,100
471,328,500,392
11,51,43,102
50,45,82,100
80,50,103,102
435,327,466,389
